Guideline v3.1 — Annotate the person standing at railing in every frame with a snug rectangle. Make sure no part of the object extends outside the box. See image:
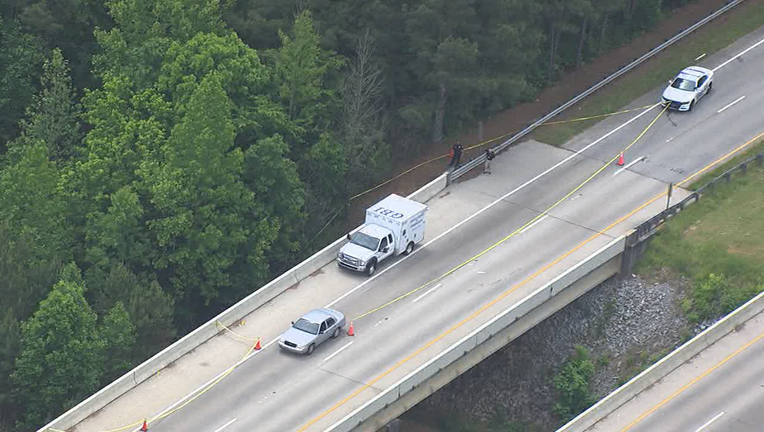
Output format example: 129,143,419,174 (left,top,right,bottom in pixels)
448,141,464,168
484,148,495,175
